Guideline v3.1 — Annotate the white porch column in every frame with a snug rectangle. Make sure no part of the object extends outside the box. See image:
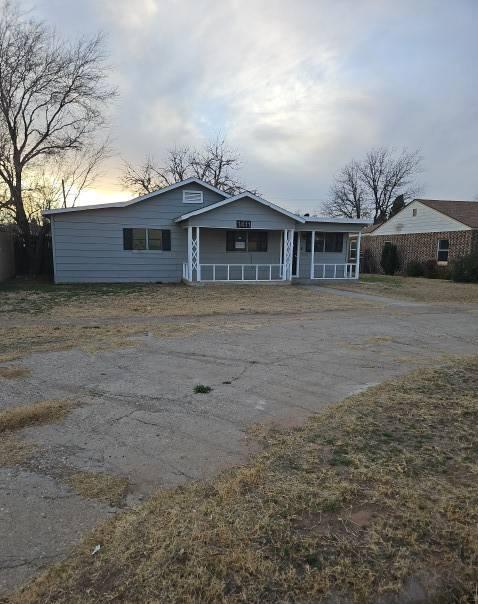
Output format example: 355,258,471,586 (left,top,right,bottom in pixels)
282,229,287,280
196,226,201,282
187,226,193,281
355,231,362,279
295,232,301,278
287,230,294,280
310,230,315,279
